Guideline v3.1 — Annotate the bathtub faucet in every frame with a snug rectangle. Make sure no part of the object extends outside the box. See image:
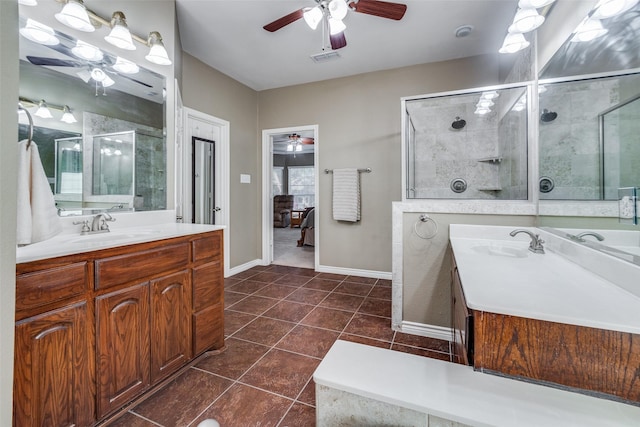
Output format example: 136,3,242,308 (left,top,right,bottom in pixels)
510,229,545,254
